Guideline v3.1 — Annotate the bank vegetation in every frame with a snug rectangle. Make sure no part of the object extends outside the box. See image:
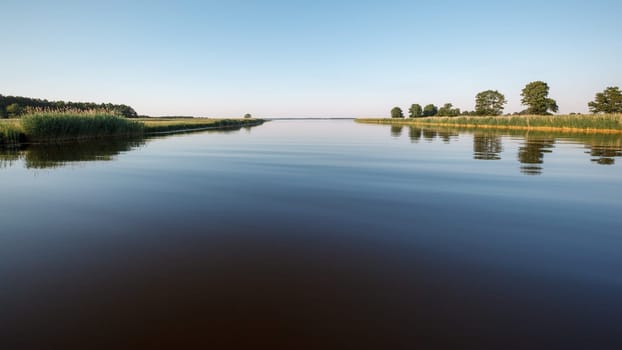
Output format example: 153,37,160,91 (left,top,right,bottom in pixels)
1,111,264,147
357,114,622,134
